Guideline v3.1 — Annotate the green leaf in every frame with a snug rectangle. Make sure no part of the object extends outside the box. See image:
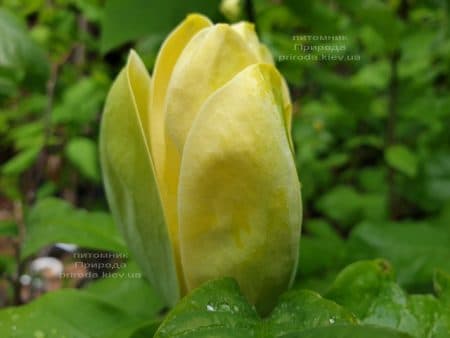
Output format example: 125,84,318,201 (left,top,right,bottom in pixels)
326,260,450,337
100,0,221,53
385,145,418,178
22,198,127,259
287,325,413,338
0,289,143,337
52,78,109,128
351,60,390,90
315,186,362,228
326,259,396,319
0,9,49,94
85,261,164,319
154,278,259,337
155,278,365,337
347,222,450,290
101,320,161,338
65,137,101,182
268,290,357,335
1,145,42,176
